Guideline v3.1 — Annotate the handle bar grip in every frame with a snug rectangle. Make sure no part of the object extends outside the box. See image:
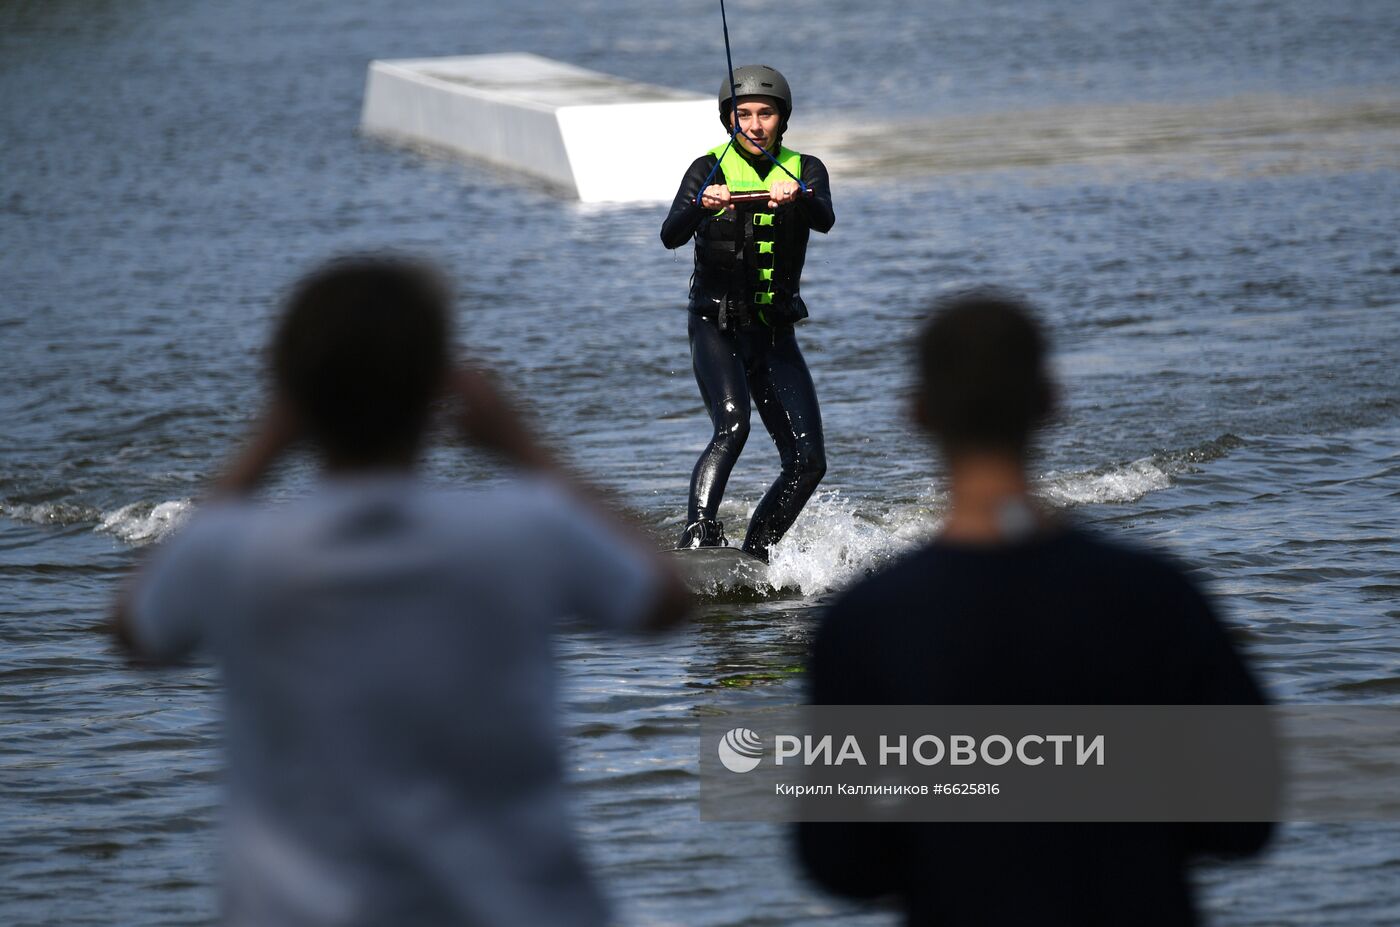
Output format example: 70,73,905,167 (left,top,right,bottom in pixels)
725,188,814,205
